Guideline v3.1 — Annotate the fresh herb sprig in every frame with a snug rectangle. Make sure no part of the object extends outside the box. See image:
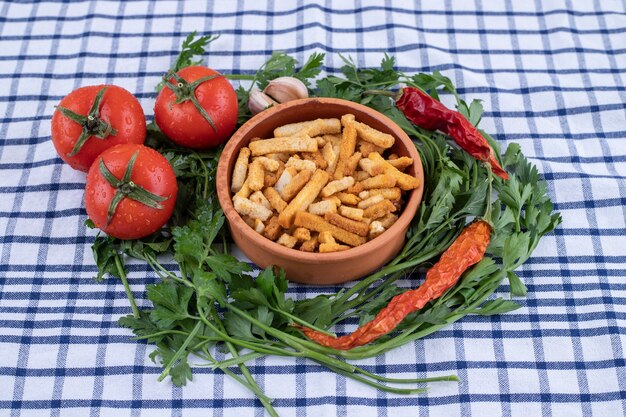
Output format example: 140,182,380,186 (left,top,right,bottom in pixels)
155,32,219,93
90,34,561,416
